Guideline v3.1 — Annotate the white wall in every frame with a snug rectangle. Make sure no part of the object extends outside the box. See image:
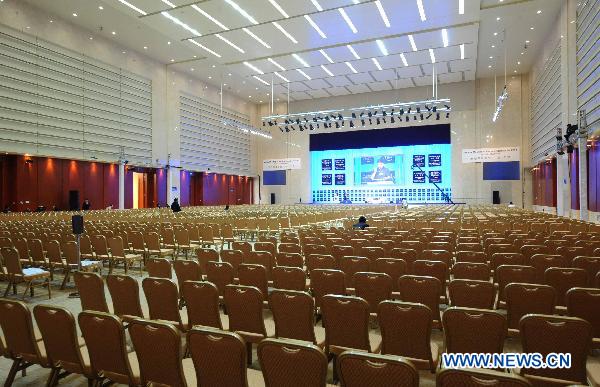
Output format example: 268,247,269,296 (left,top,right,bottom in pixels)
256,77,532,207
